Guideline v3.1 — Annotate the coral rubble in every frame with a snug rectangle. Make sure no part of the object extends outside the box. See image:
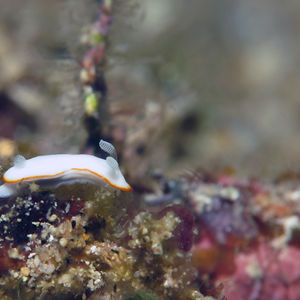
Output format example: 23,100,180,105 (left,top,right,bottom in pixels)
0,184,208,300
